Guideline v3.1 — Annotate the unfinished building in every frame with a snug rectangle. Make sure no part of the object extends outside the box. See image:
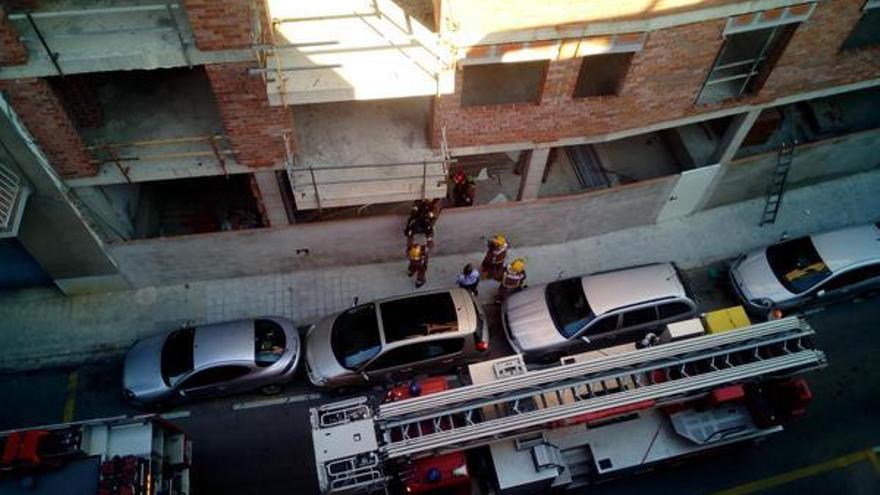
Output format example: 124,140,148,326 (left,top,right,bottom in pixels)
0,0,879,290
